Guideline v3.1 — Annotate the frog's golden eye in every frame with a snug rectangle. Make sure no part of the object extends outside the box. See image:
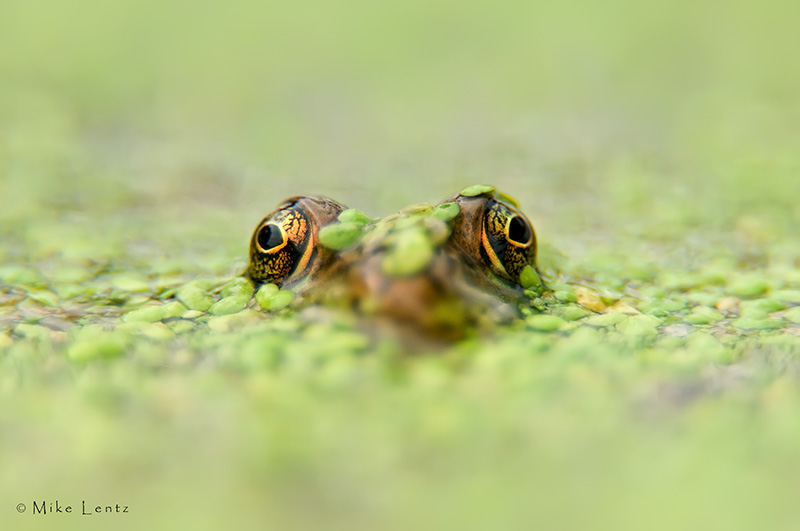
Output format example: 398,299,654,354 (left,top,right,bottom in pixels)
246,196,346,287
507,215,533,246
444,189,537,288
480,198,536,283
255,223,287,253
